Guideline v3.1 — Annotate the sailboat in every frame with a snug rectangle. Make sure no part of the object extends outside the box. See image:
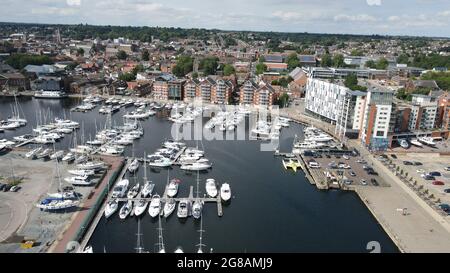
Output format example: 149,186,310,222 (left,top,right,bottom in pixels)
128,144,139,173
119,200,133,220
192,170,203,219
148,194,162,218
7,93,27,126
36,146,79,211
134,155,154,217
163,198,176,218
